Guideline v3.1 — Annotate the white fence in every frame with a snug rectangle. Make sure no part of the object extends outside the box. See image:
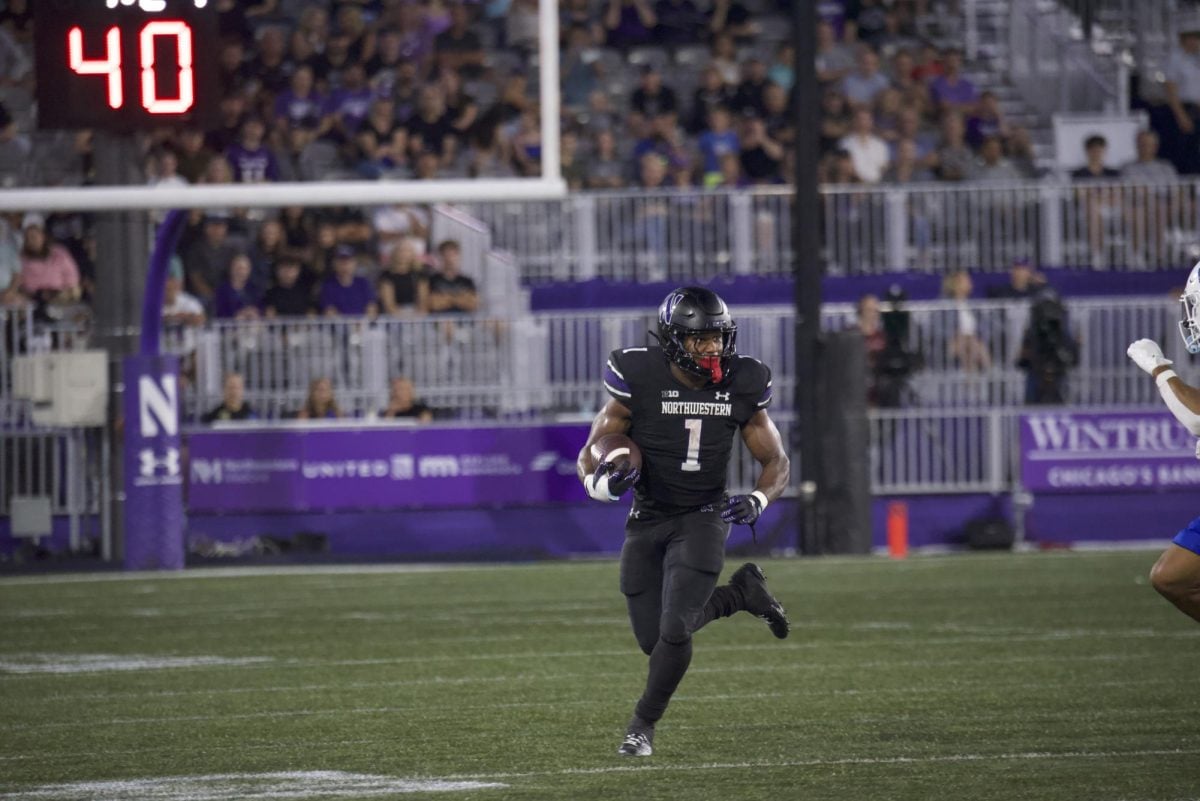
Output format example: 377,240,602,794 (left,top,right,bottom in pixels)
461,179,1200,283
183,295,1180,423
